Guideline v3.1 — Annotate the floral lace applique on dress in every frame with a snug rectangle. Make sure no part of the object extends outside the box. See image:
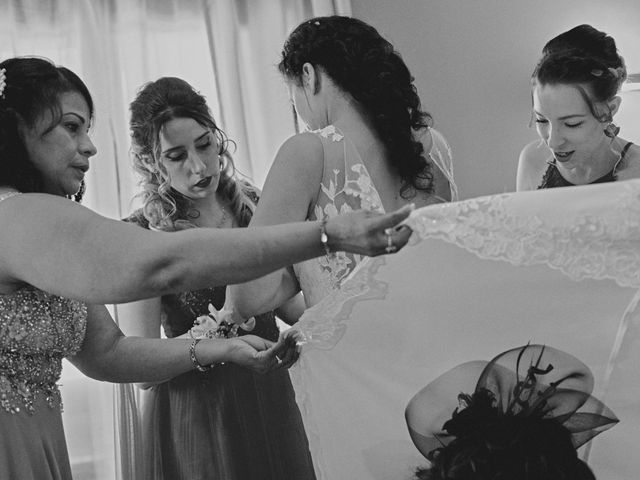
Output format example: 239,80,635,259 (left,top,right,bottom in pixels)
295,125,385,306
